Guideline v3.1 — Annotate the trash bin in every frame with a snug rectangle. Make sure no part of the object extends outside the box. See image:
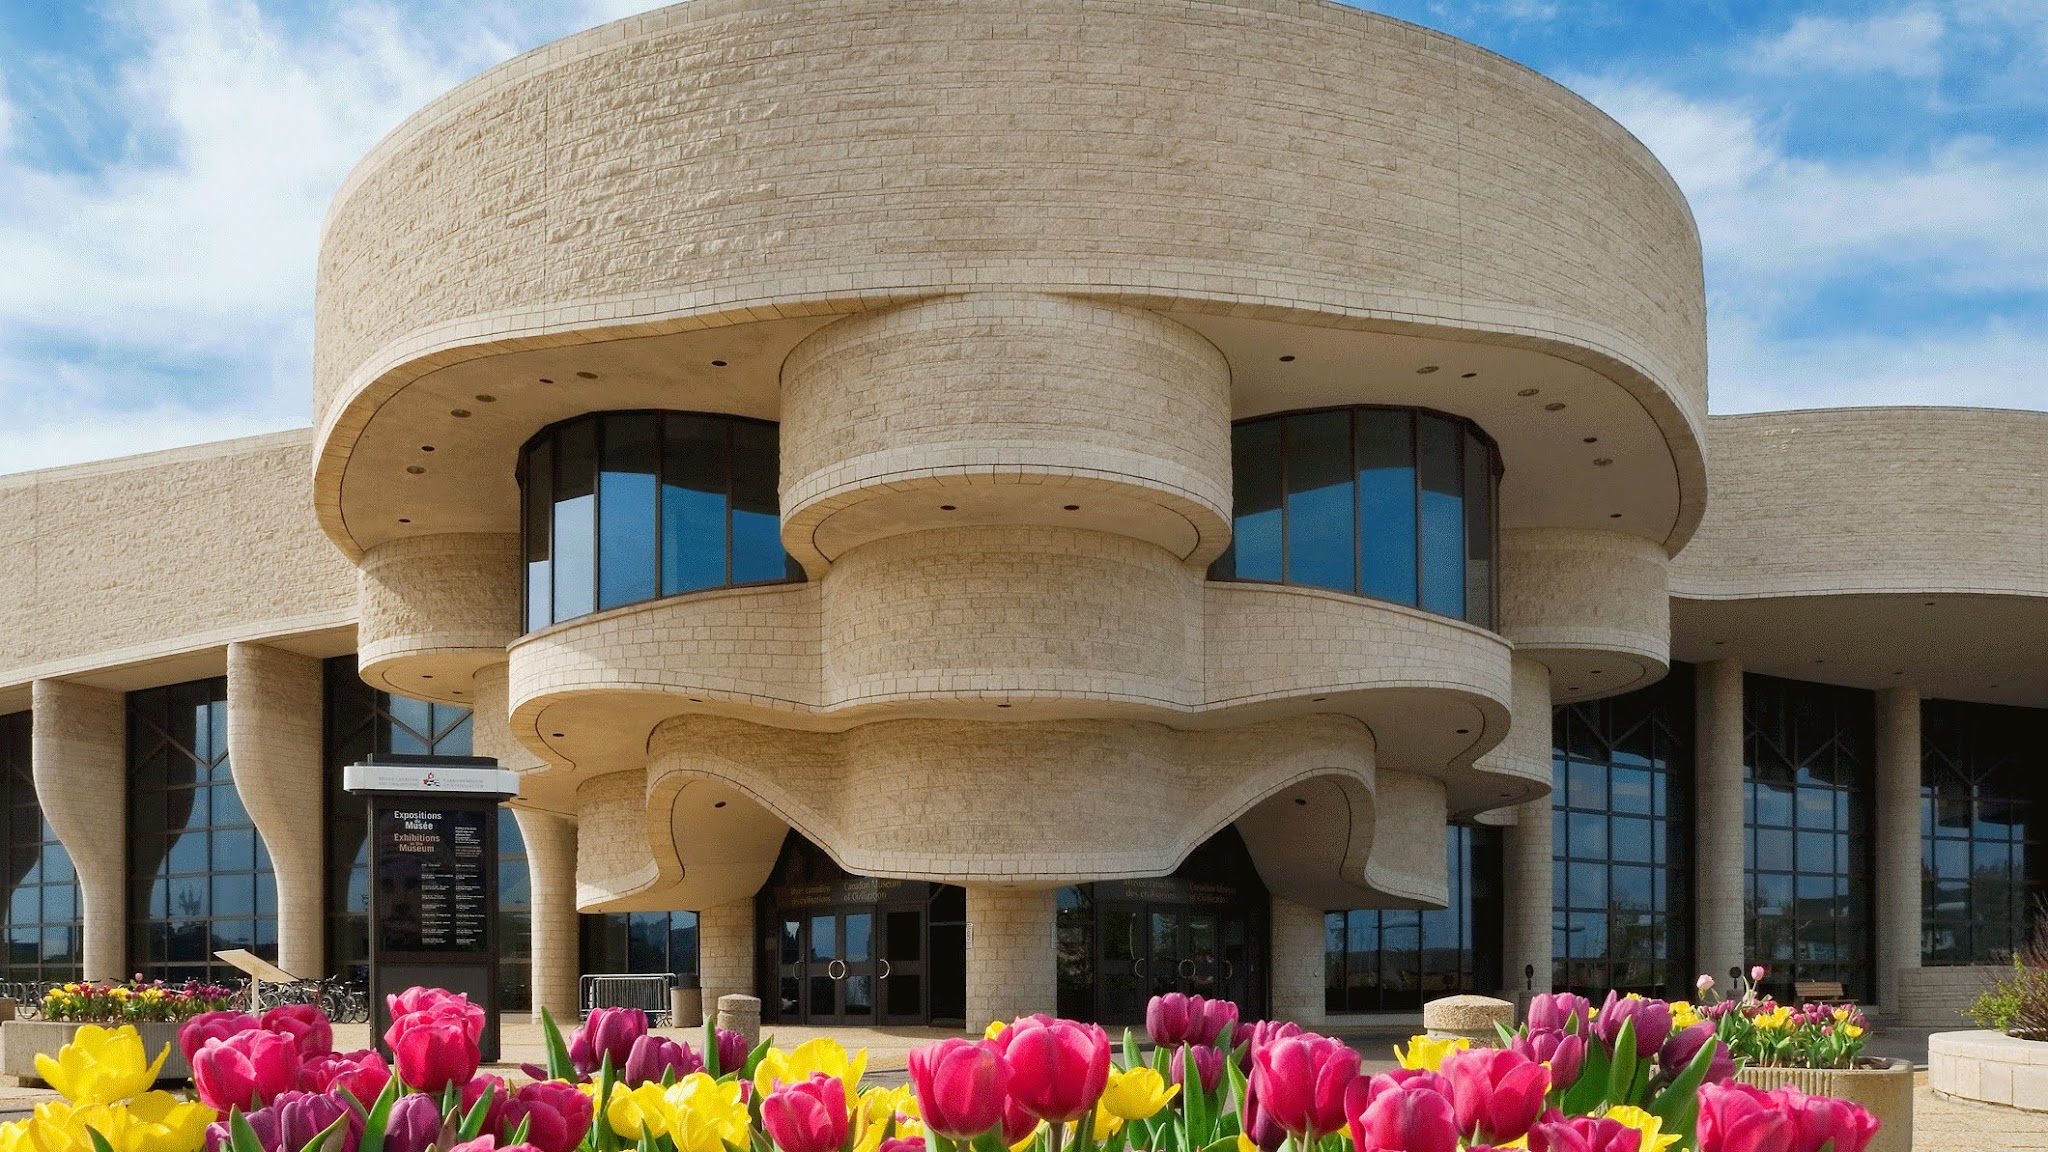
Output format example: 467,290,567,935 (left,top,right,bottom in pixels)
671,973,702,1027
